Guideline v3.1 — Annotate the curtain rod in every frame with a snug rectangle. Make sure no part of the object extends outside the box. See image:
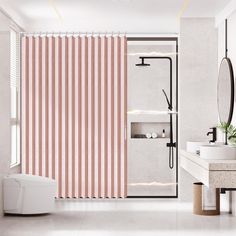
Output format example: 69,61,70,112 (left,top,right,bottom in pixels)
20,31,178,36
20,32,126,36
